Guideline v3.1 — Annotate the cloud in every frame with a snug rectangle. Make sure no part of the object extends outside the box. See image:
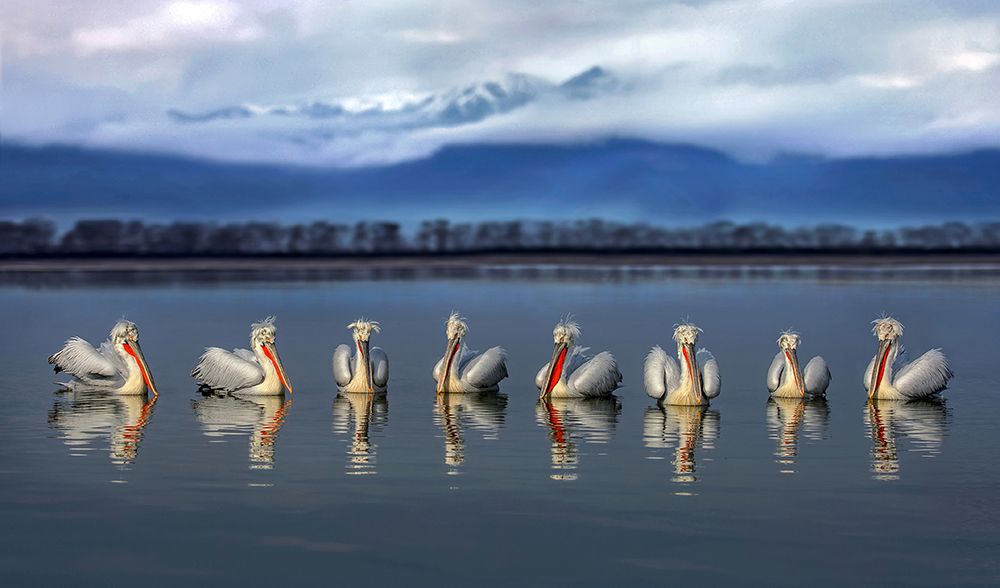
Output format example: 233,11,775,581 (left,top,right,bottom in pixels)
3,0,1000,167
